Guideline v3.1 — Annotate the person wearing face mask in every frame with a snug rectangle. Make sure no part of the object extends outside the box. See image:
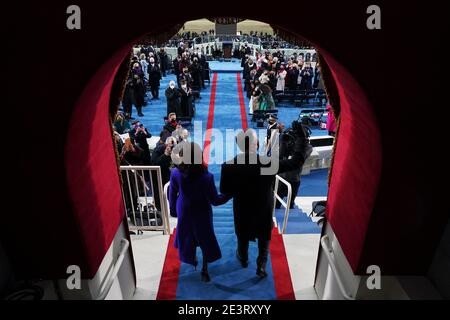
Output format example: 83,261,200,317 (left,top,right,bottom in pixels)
163,112,179,133
179,80,194,118
165,80,182,117
131,62,144,79
147,57,161,100
179,67,193,88
179,53,190,75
